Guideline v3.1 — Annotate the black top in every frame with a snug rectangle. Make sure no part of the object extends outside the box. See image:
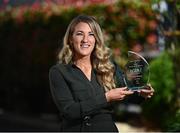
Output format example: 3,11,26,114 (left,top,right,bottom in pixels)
49,63,144,132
